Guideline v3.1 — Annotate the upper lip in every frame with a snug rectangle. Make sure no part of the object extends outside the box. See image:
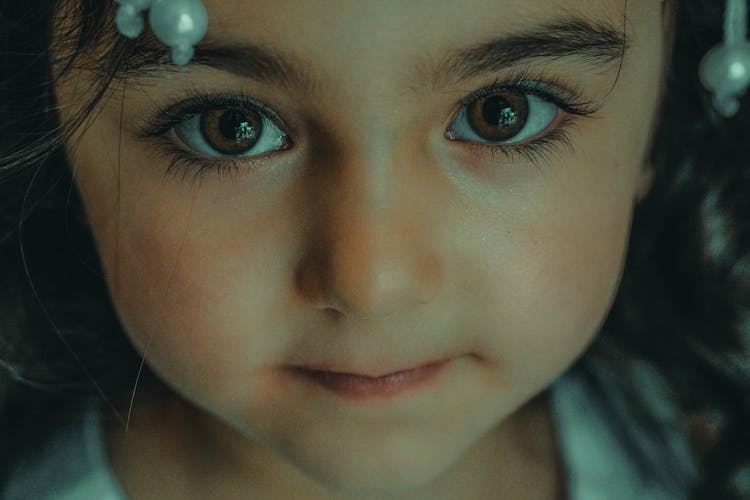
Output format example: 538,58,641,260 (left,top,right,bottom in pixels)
290,358,450,379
